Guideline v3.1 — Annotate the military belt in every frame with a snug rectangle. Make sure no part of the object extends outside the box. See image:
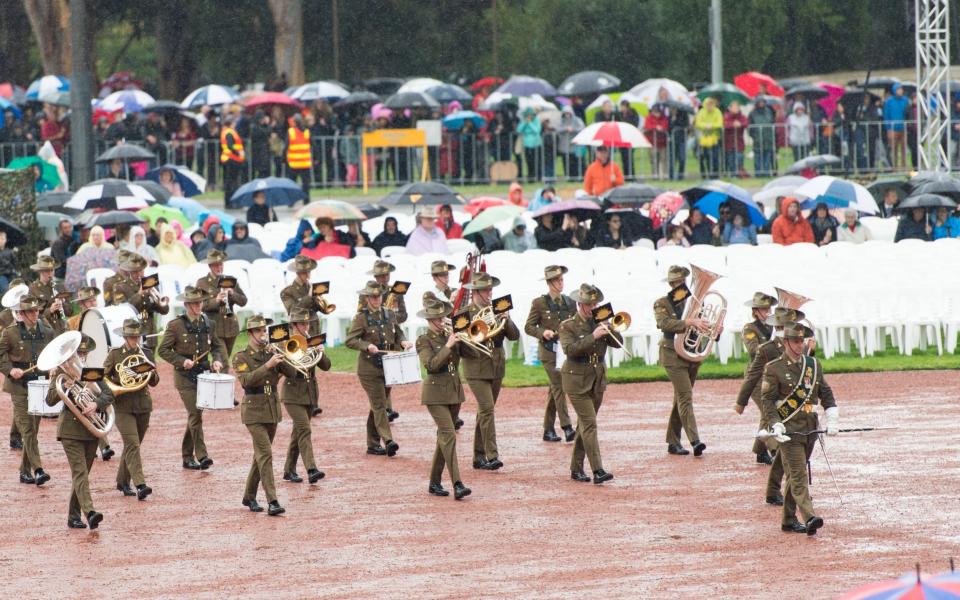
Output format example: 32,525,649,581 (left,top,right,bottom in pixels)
568,354,600,365
244,384,273,395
